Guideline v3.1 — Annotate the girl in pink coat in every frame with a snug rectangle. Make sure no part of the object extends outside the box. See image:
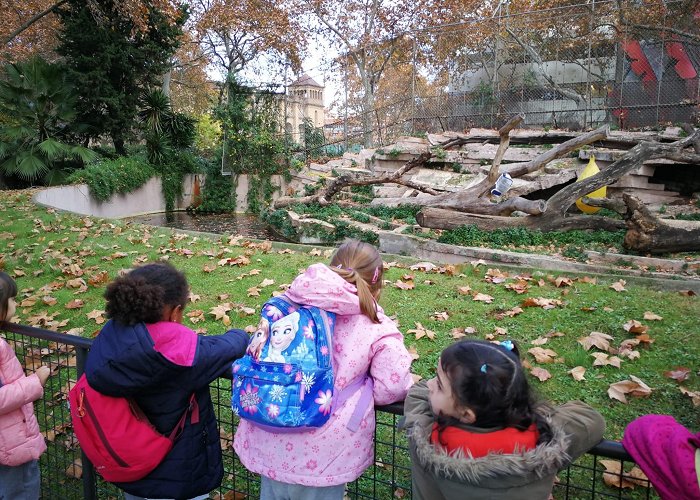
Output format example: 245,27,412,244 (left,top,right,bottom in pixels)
0,272,50,500
234,240,414,499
